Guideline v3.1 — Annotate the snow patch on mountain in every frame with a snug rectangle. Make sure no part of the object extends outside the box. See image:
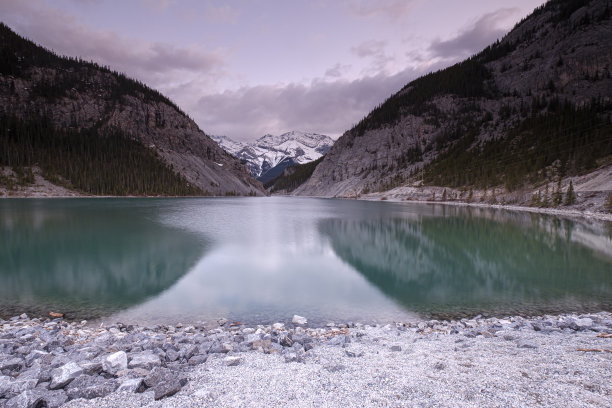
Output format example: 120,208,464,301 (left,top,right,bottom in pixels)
212,131,334,180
